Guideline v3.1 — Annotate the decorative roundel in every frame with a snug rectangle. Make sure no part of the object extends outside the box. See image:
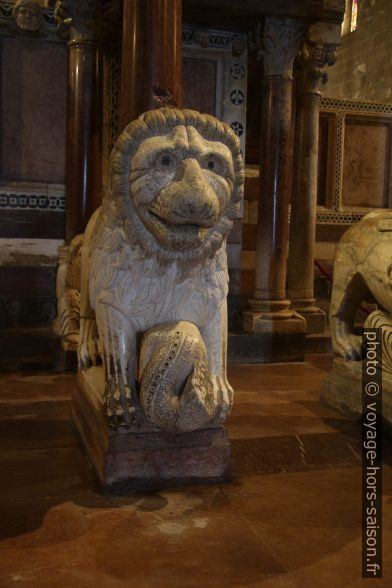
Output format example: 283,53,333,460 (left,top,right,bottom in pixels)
230,121,244,137
230,89,244,105
230,63,245,80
